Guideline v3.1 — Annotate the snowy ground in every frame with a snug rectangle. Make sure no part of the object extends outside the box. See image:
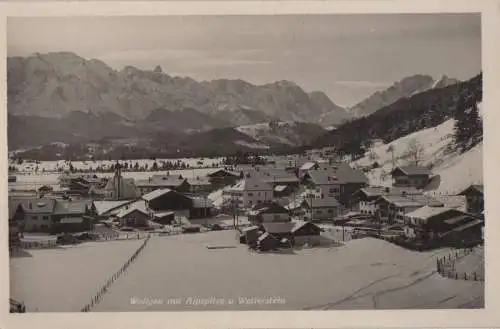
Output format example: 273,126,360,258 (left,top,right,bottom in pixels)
9,157,224,174
10,239,144,312
354,111,483,195
82,231,483,311
8,168,219,192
